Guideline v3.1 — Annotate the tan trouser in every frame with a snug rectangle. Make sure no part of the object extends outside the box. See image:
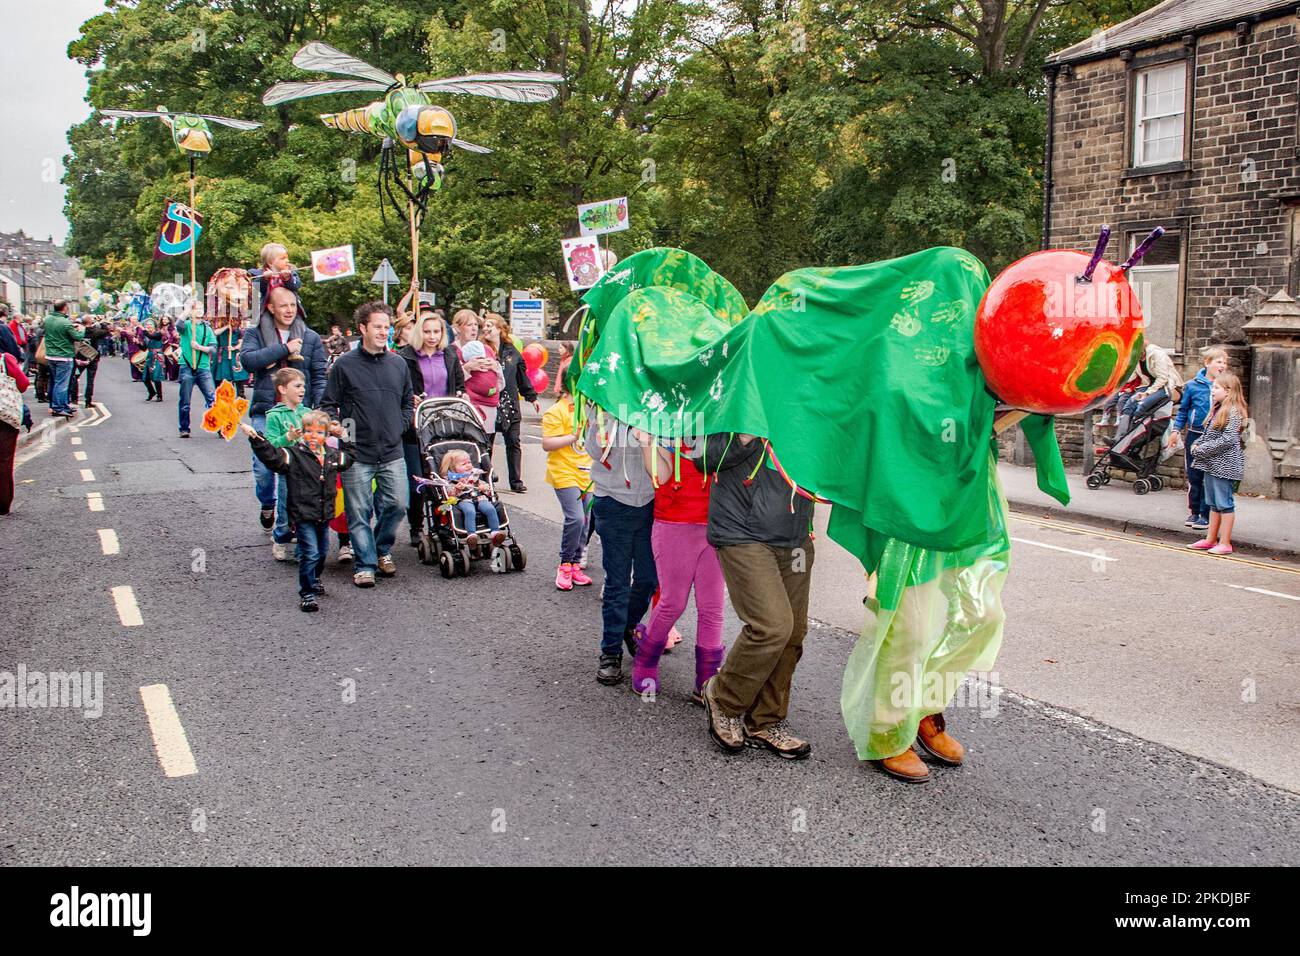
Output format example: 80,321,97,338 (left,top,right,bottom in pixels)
713,539,814,731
